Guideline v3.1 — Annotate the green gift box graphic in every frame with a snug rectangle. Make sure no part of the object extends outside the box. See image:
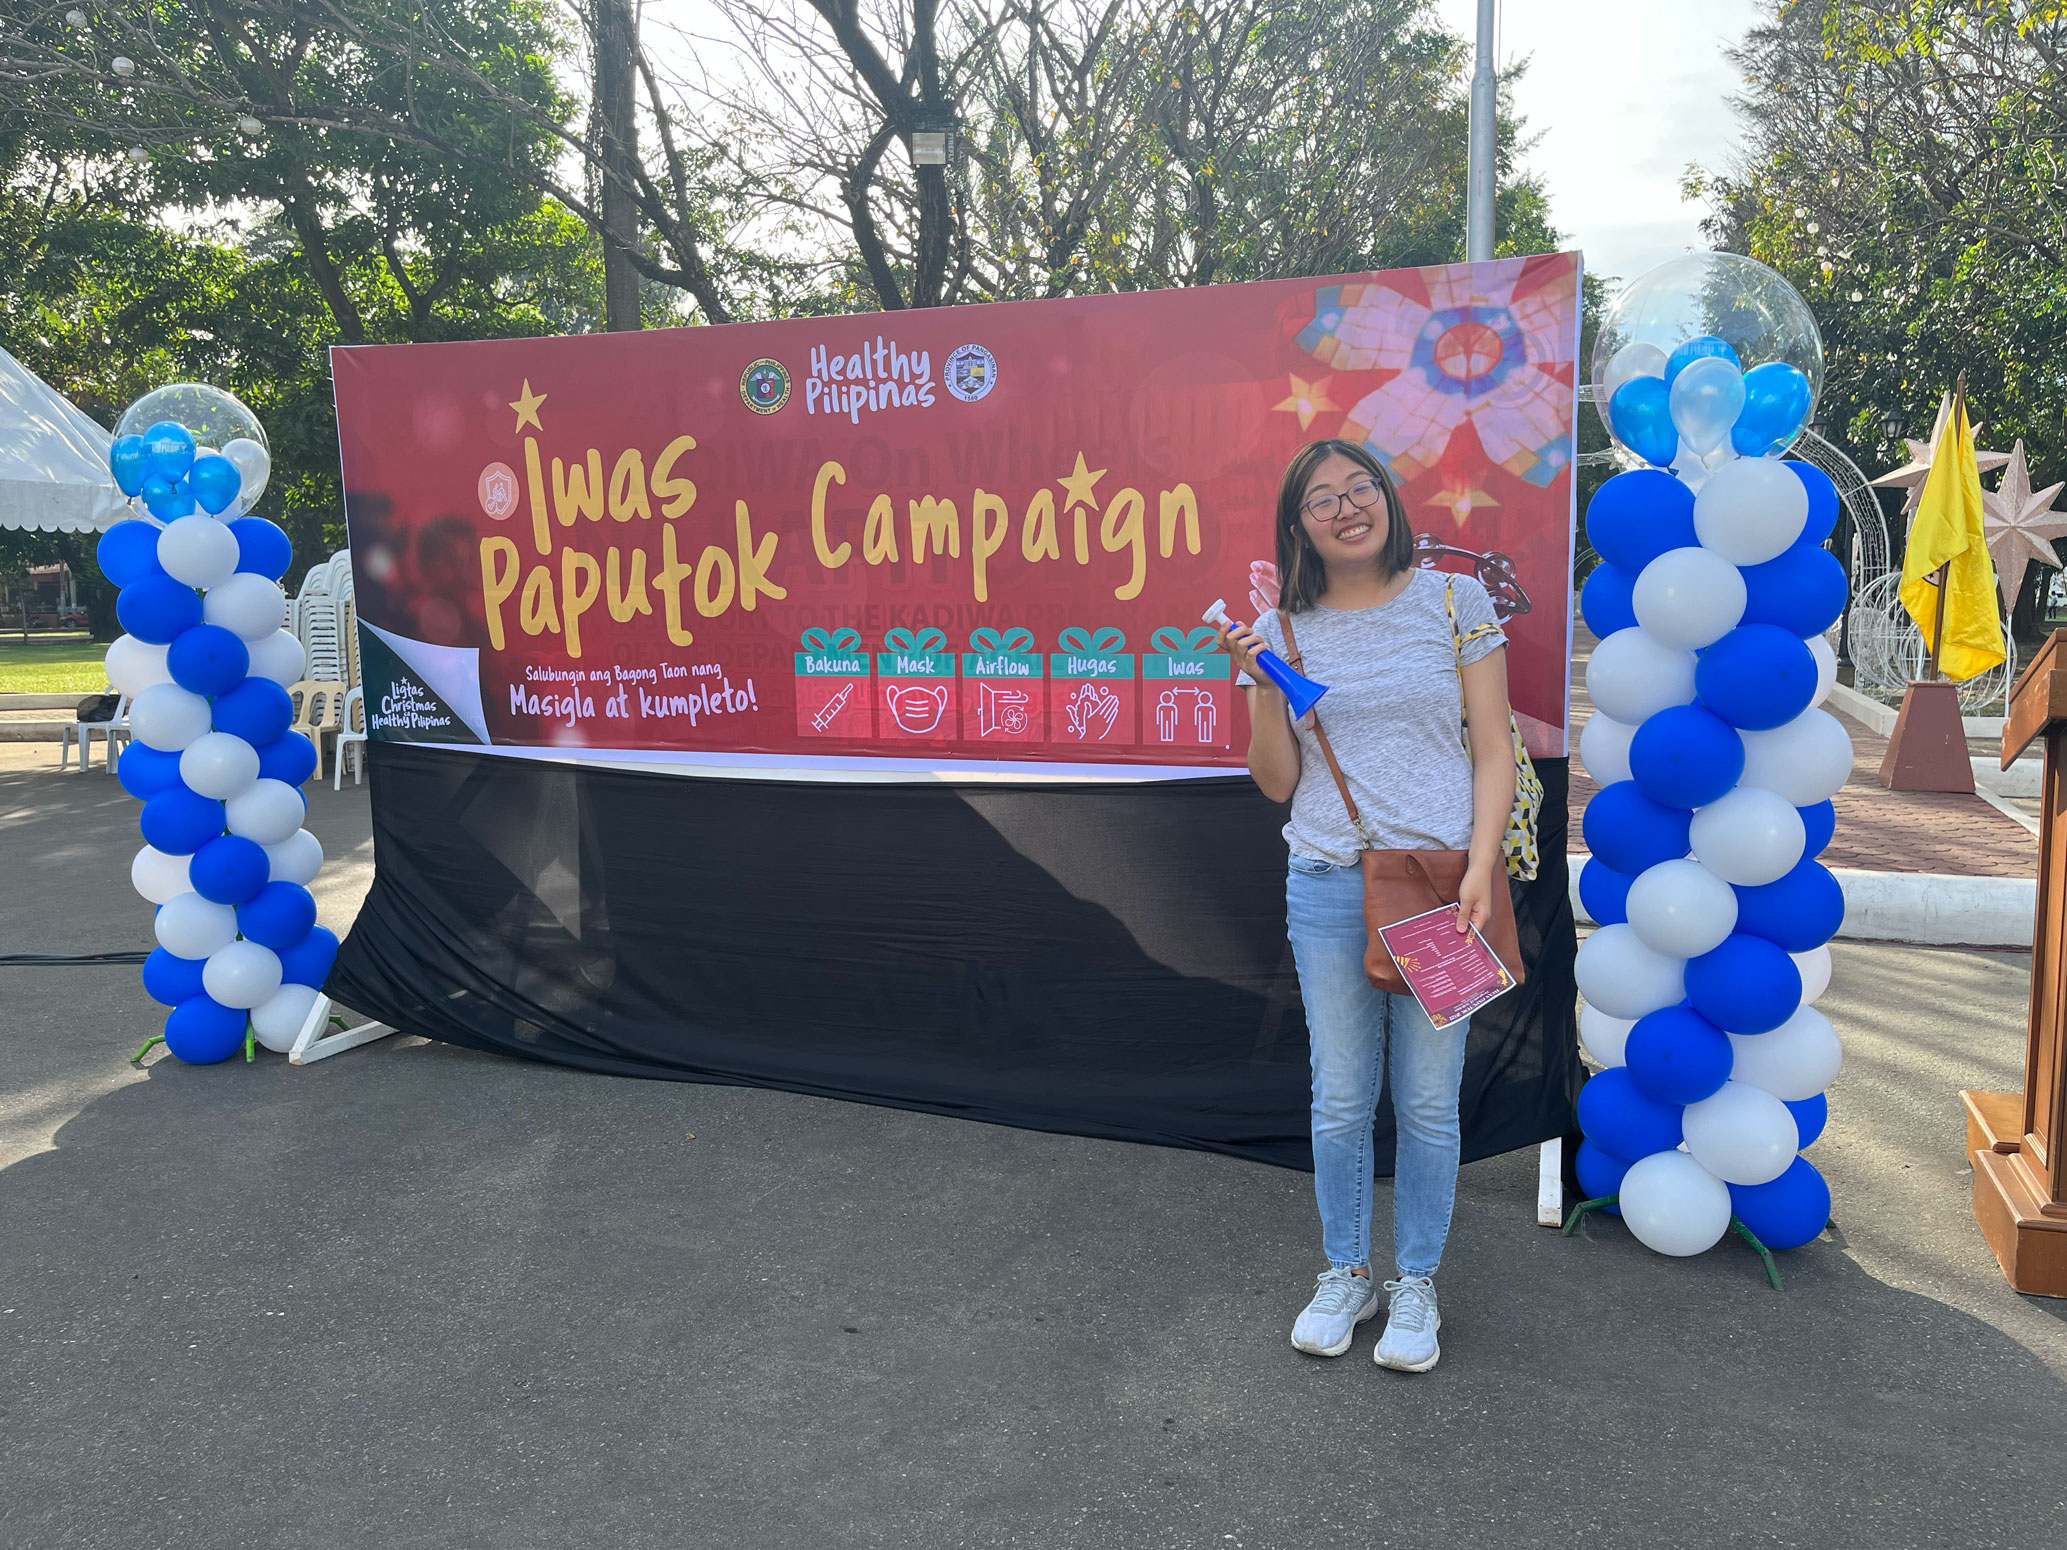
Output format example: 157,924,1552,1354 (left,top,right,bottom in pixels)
1048,626,1135,746
962,627,1044,742
794,626,872,738
1143,625,1230,751
877,626,957,739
